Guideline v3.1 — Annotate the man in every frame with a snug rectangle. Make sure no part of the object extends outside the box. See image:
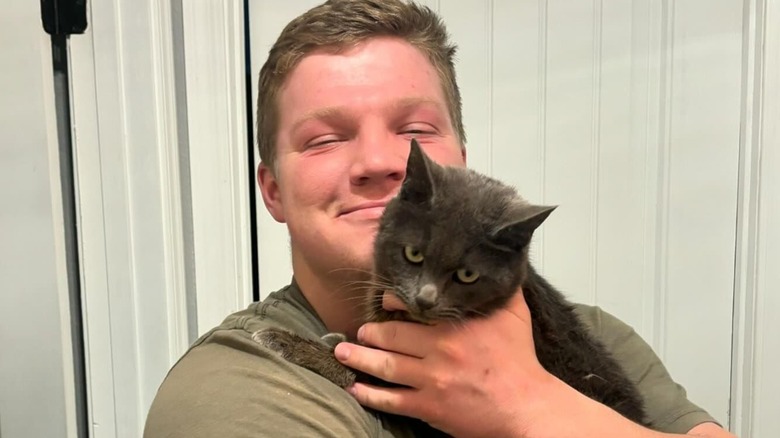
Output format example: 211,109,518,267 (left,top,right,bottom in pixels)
145,1,734,436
